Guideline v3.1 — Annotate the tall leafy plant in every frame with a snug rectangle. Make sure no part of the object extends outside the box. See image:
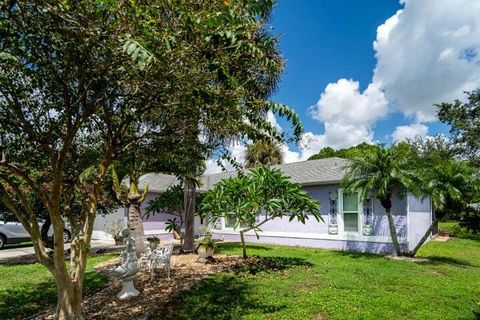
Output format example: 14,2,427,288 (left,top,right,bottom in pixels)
0,1,171,318
343,146,423,256
201,167,322,258
123,0,303,251
145,184,204,248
